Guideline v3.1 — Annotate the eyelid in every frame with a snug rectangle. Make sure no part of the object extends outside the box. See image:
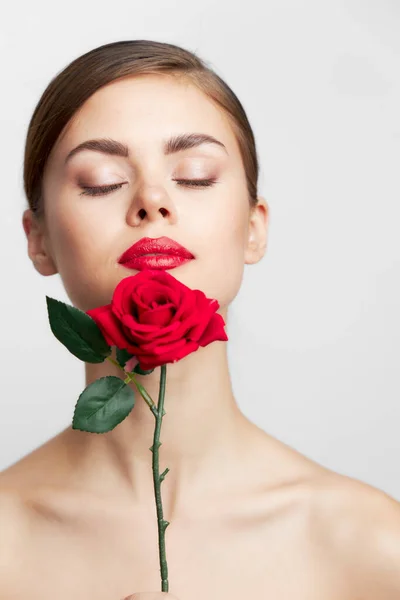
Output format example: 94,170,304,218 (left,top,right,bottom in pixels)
78,178,218,196
78,182,127,196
